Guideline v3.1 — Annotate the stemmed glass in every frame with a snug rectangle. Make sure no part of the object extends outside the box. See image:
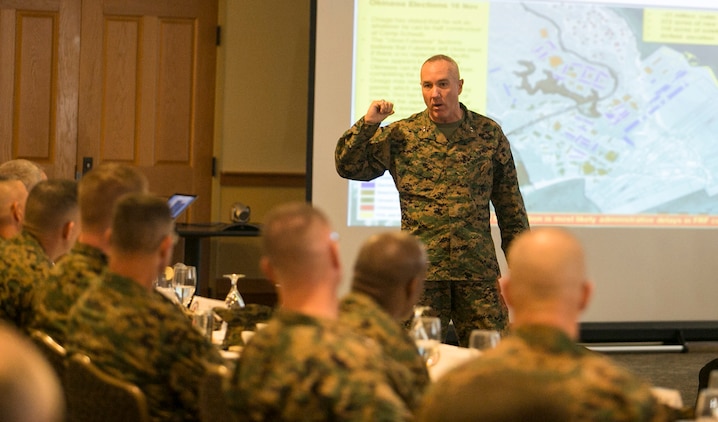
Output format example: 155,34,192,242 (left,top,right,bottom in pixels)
409,307,441,367
223,273,246,309
173,264,197,308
